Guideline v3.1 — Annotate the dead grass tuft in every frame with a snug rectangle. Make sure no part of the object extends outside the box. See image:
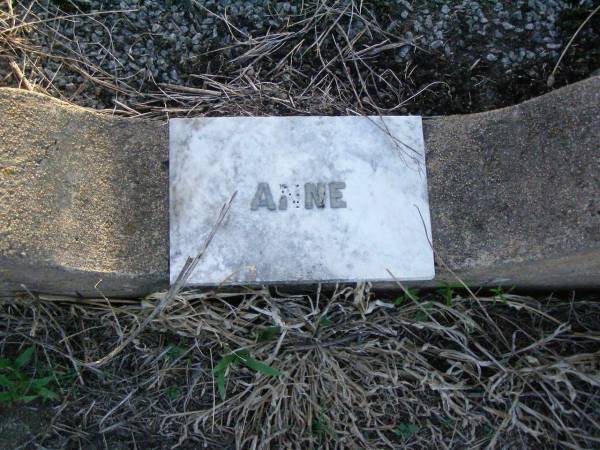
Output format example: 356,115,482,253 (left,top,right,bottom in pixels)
1,286,599,449
1,0,444,118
